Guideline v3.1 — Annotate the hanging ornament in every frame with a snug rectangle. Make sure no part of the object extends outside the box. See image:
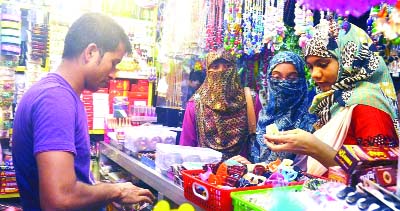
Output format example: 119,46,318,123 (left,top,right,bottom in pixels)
374,3,400,42
205,0,224,51
223,0,244,57
274,0,286,51
242,0,265,56
263,0,286,52
293,2,306,35
263,0,277,46
294,1,314,48
297,0,397,17
198,0,210,49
